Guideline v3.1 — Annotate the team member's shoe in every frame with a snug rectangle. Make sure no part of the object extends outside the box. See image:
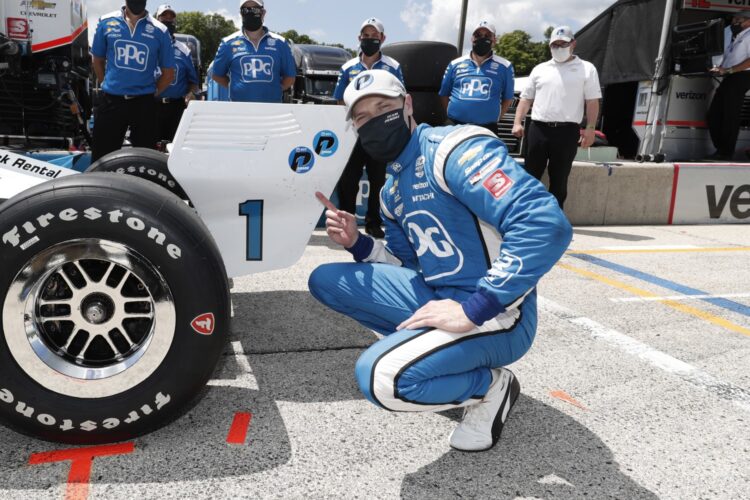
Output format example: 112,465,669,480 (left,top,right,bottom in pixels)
449,368,521,452
365,223,385,239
